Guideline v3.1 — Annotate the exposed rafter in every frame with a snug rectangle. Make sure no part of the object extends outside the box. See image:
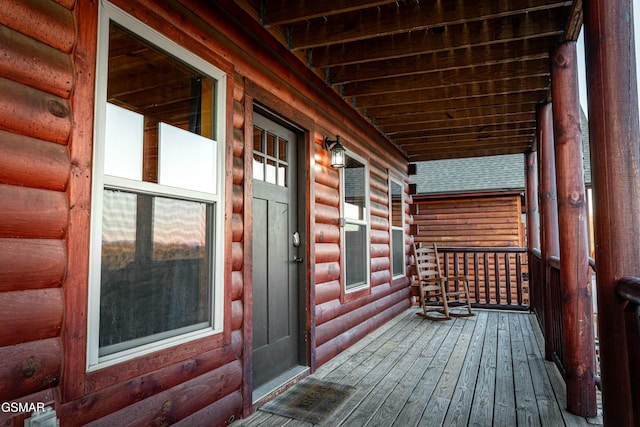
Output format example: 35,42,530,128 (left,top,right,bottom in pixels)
234,0,580,160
